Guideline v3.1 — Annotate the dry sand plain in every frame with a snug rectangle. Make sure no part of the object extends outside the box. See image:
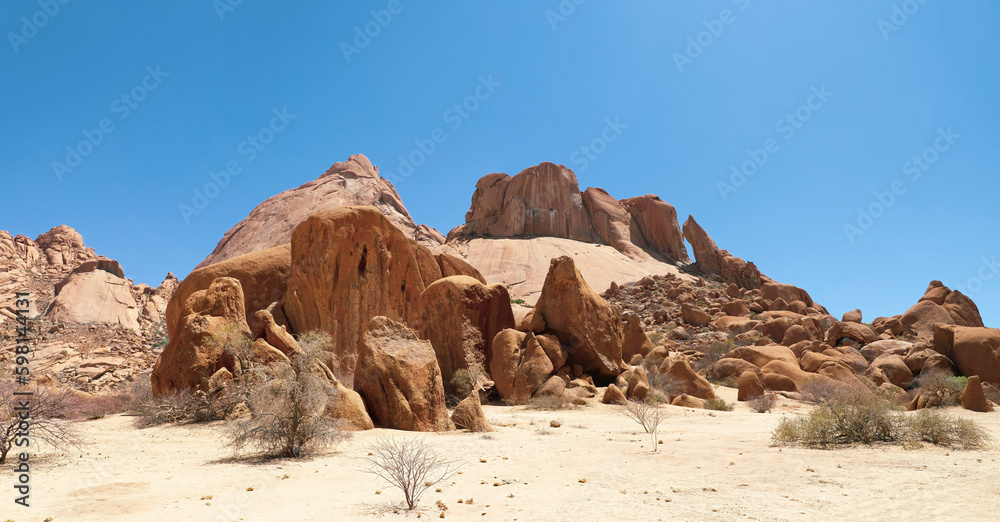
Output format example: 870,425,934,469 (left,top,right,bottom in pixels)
5,387,999,522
